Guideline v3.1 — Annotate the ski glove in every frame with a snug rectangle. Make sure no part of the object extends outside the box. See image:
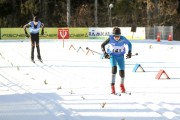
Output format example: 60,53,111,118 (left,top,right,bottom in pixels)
126,50,132,59
41,29,44,35
104,52,110,59
25,32,30,38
